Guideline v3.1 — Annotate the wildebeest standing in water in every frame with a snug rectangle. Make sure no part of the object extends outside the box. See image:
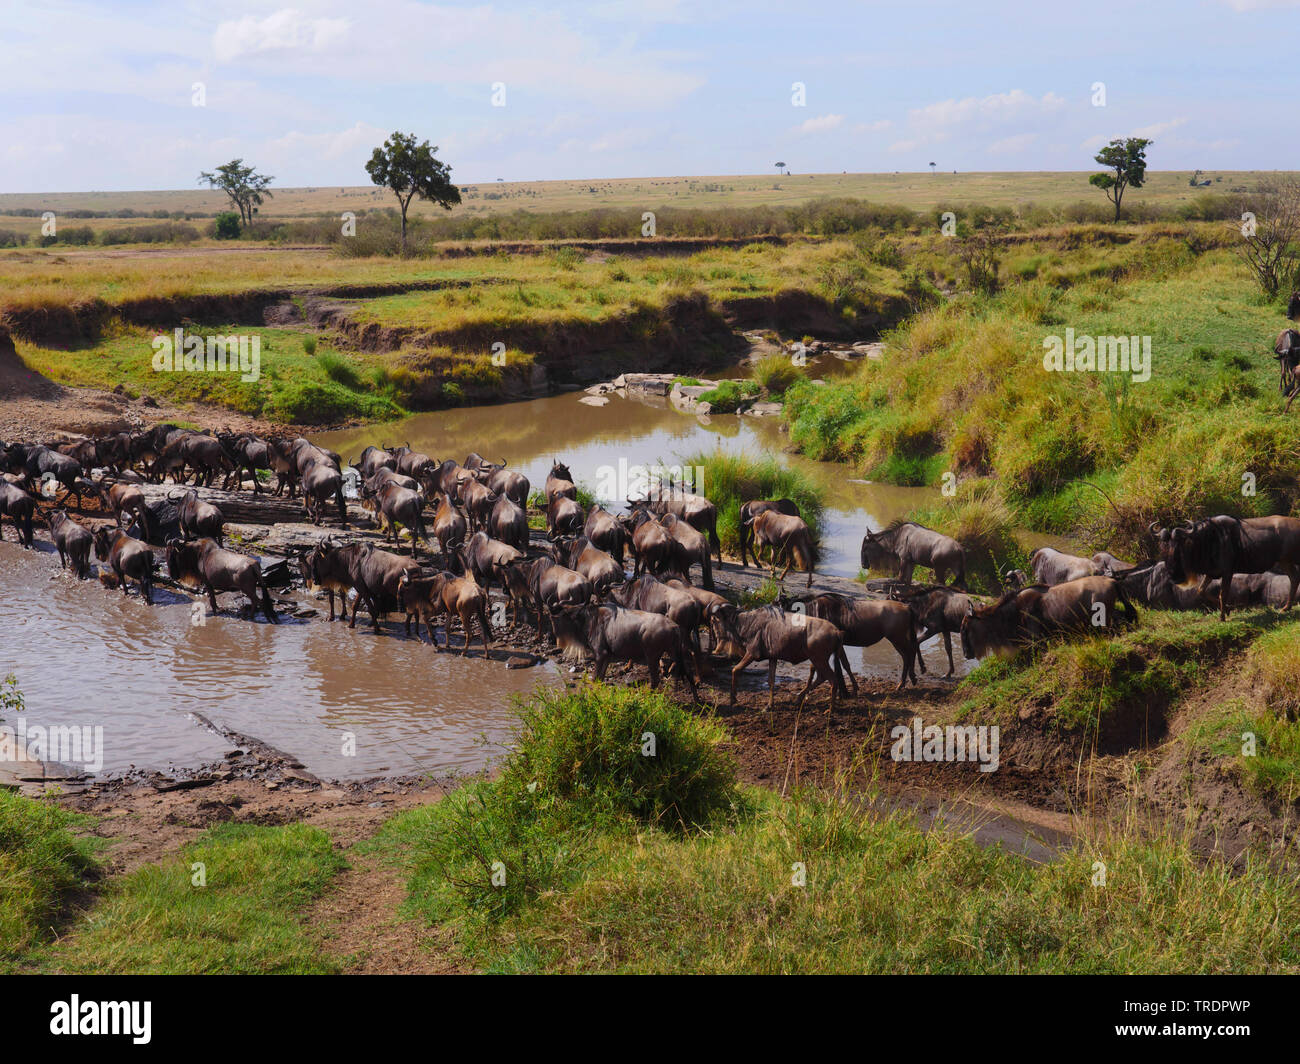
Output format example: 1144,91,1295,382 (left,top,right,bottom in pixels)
1151,515,1300,620
397,569,491,656
861,521,966,589
166,538,278,623
549,603,698,699
297,538,369,622
48,510,93,577
92,527,155,604
168,489,224,546
747,510,817,587
0,477,36,547
725,605,843,713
